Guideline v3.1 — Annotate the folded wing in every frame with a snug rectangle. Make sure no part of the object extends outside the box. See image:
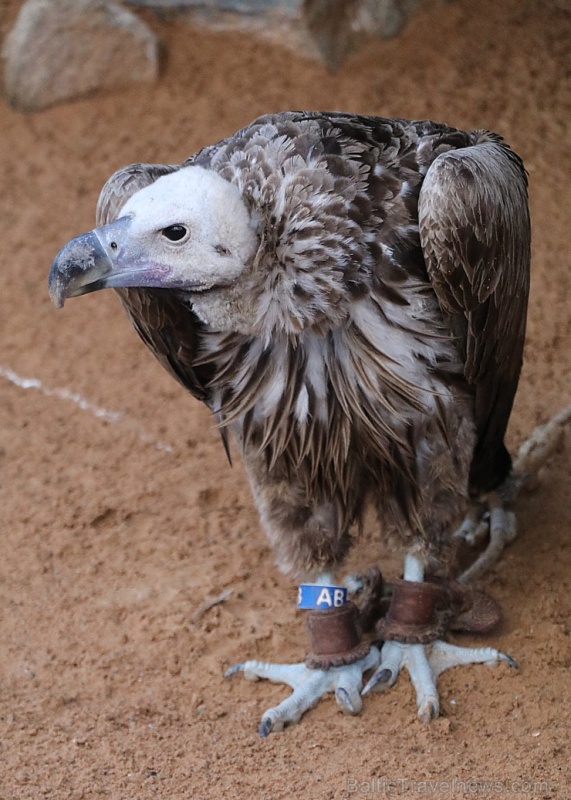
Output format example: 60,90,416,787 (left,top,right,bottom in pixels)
419,133,531,492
